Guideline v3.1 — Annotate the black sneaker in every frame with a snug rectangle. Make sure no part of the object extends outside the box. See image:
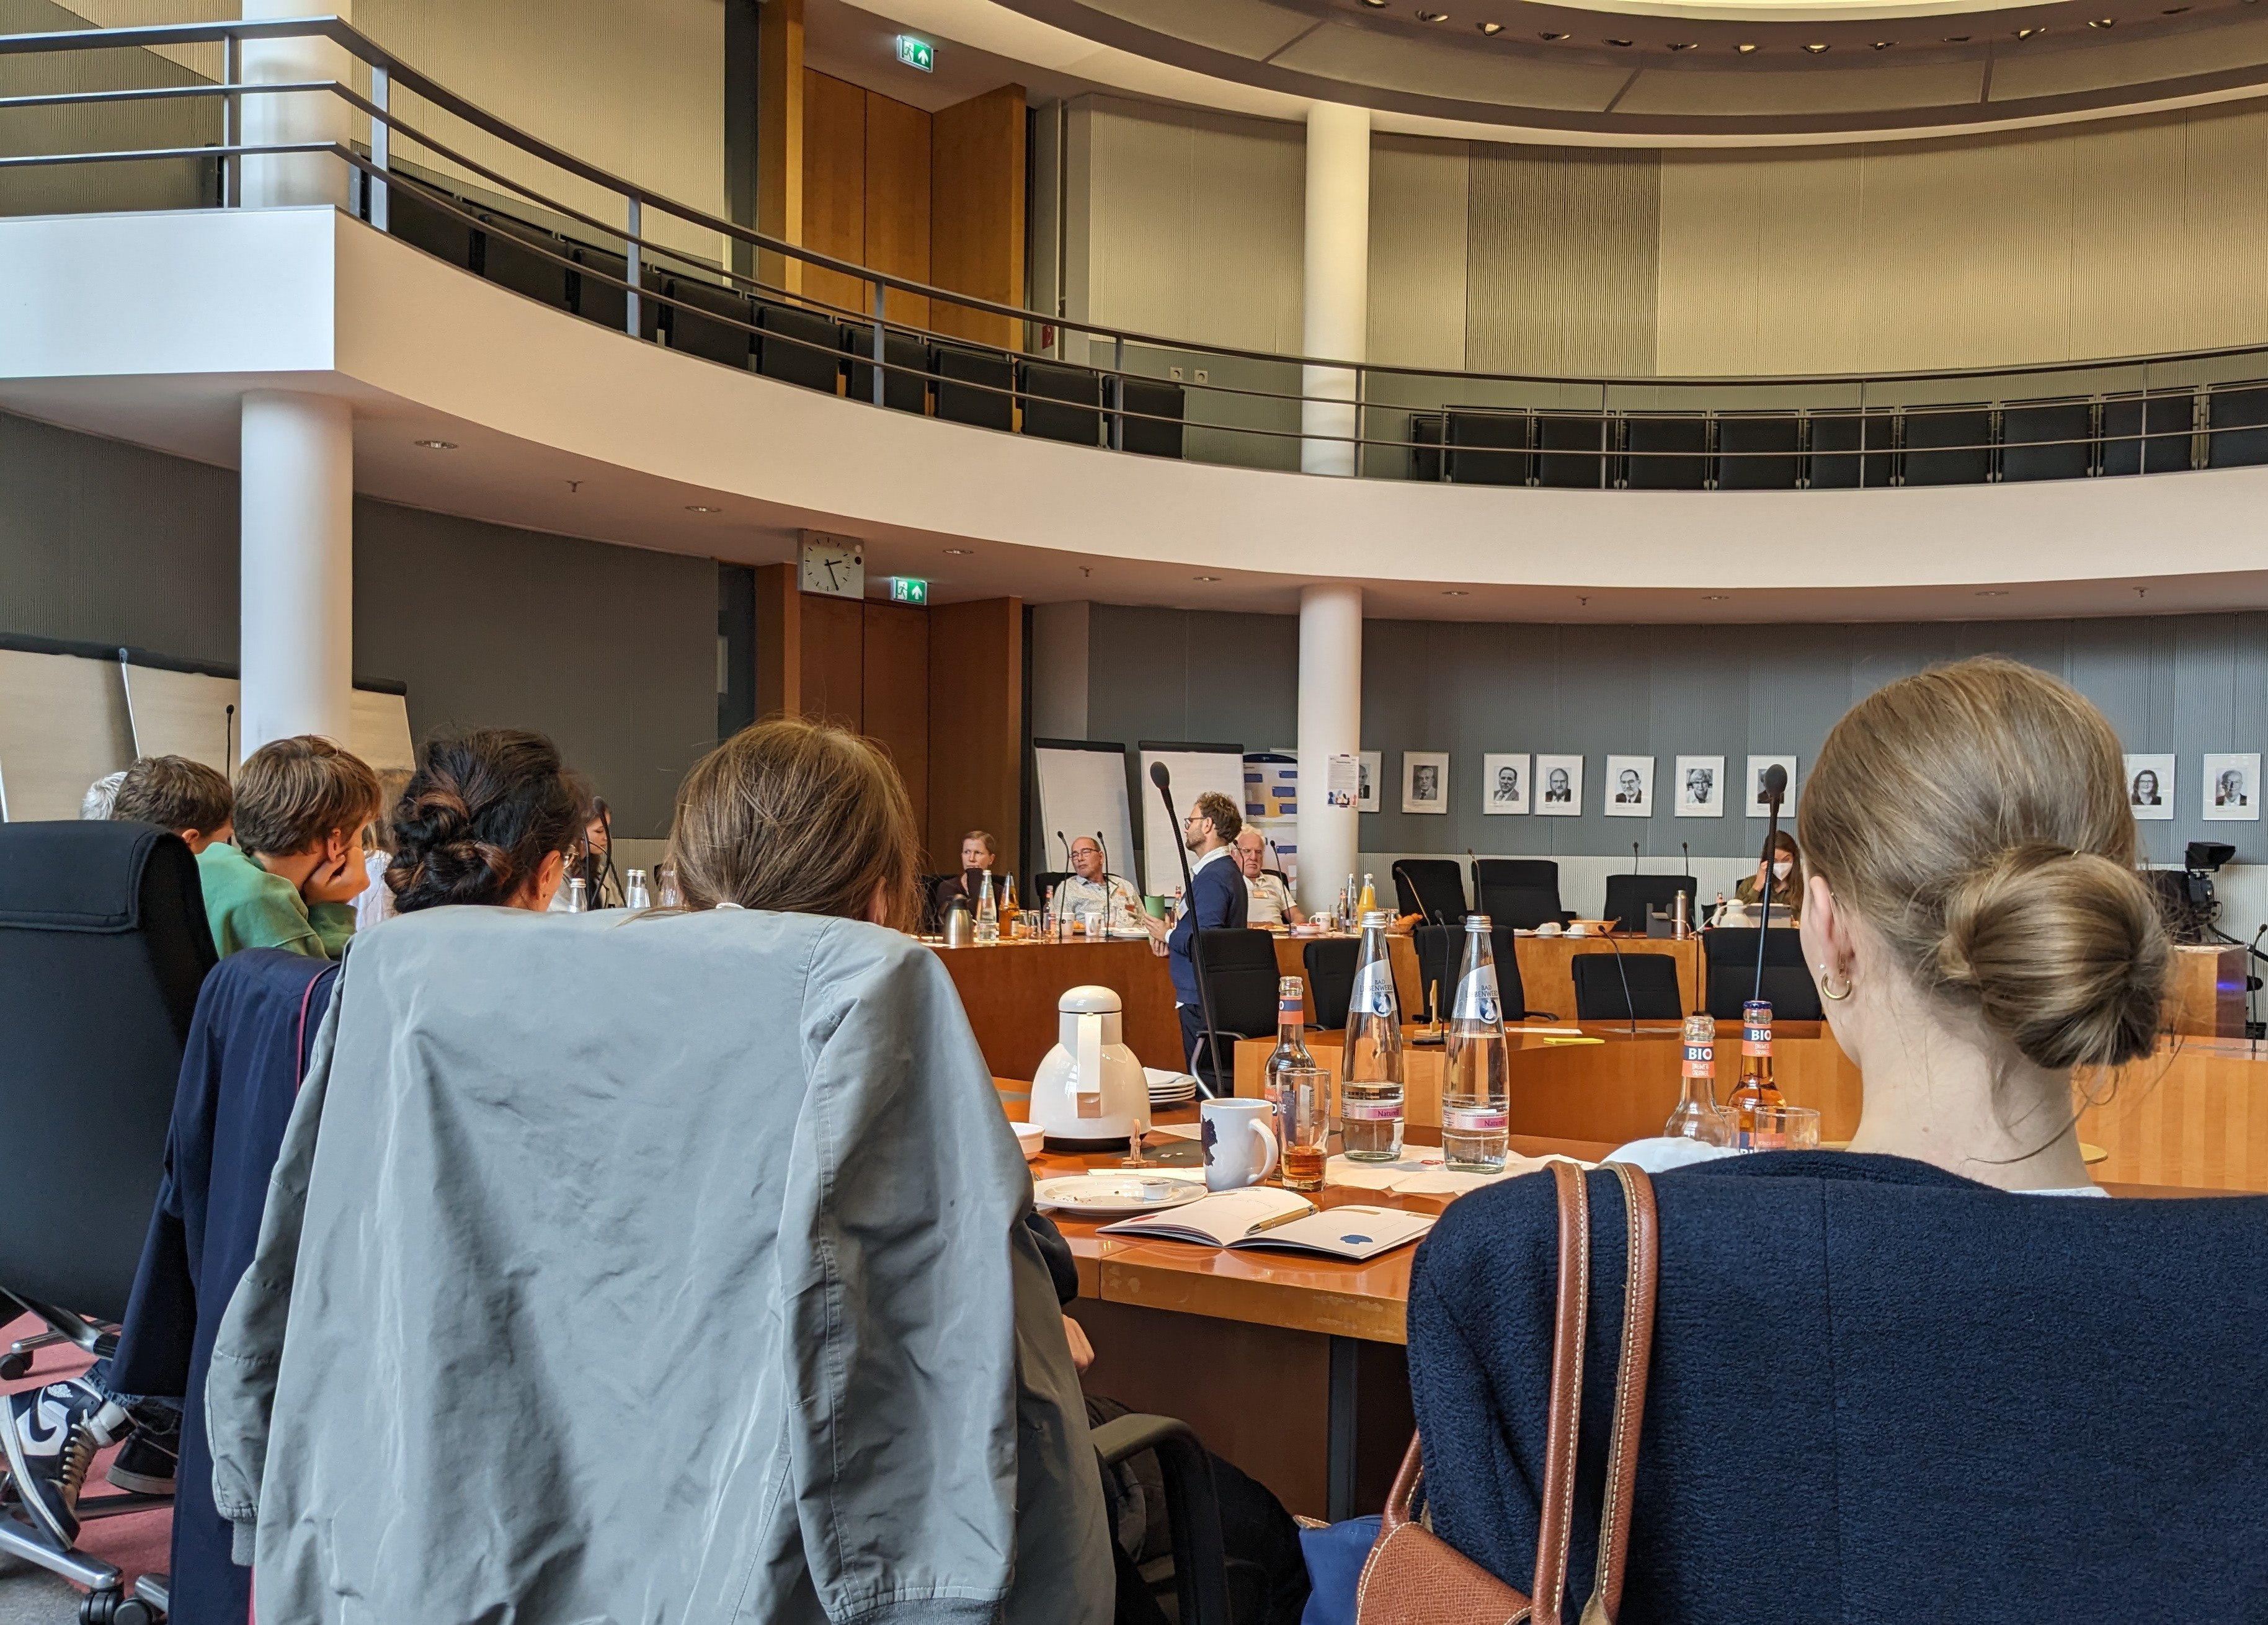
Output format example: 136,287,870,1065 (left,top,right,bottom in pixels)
106,1405,177,1496
1,1378,108,1544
